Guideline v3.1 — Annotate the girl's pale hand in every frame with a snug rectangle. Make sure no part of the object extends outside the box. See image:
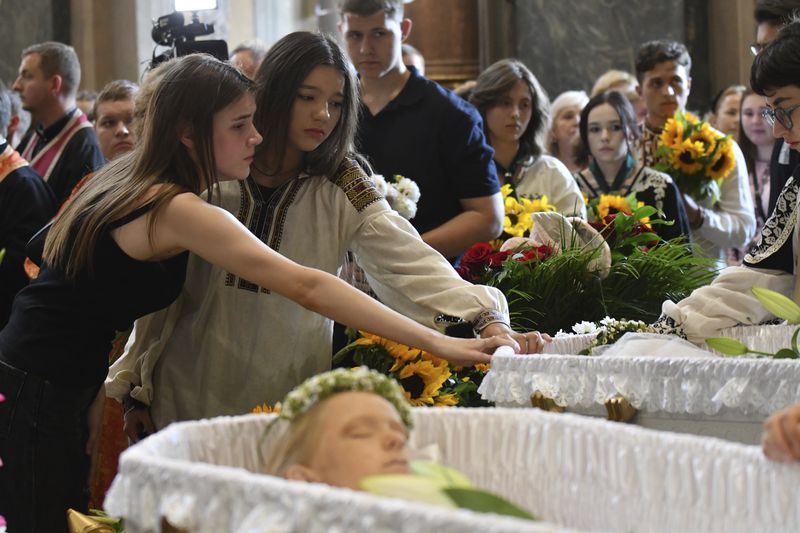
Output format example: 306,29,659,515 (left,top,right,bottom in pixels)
432,335,518,367
762,403,800,462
